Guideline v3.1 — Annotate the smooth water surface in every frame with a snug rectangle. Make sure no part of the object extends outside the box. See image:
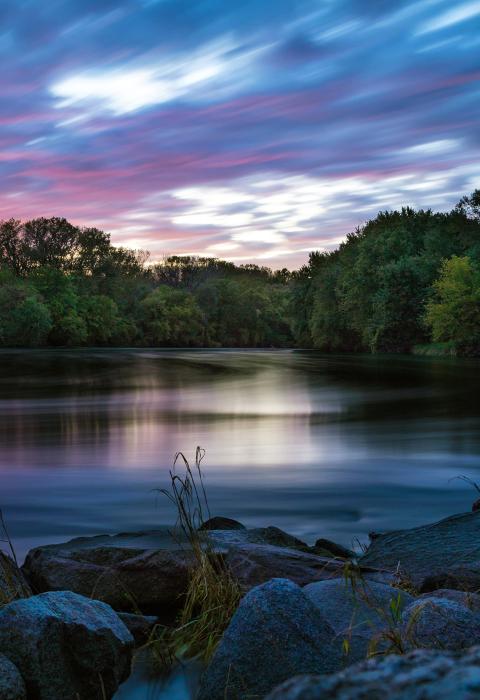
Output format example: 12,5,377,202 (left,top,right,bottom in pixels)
1,348,479,561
